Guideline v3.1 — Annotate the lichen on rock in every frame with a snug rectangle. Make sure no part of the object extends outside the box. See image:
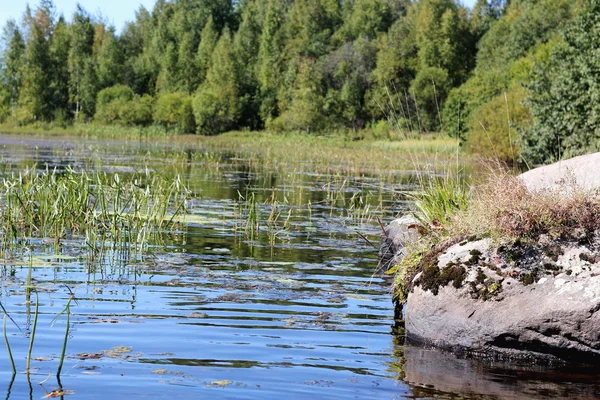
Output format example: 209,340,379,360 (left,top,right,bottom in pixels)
381,153,600,365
